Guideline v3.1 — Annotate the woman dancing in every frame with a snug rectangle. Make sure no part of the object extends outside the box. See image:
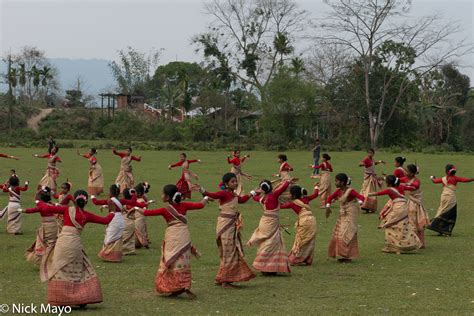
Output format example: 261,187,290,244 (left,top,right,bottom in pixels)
310,153,333,207
427,164,474,236
113,147,141,193
272,154,294,203
24,187,58,266
168,153,201,199
227,150,252,195
134,182,152,249
0,174,28,234
144,184,209,299
52,182,74,232
25,190,115,307
247,179,292,275
401,164,429,248
281,185,319,266
369,175,421,254
91,184,149,262
201,173,256,288
78,148,104,195
326,174,365,262
359,148,384,213
33,146,61,192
